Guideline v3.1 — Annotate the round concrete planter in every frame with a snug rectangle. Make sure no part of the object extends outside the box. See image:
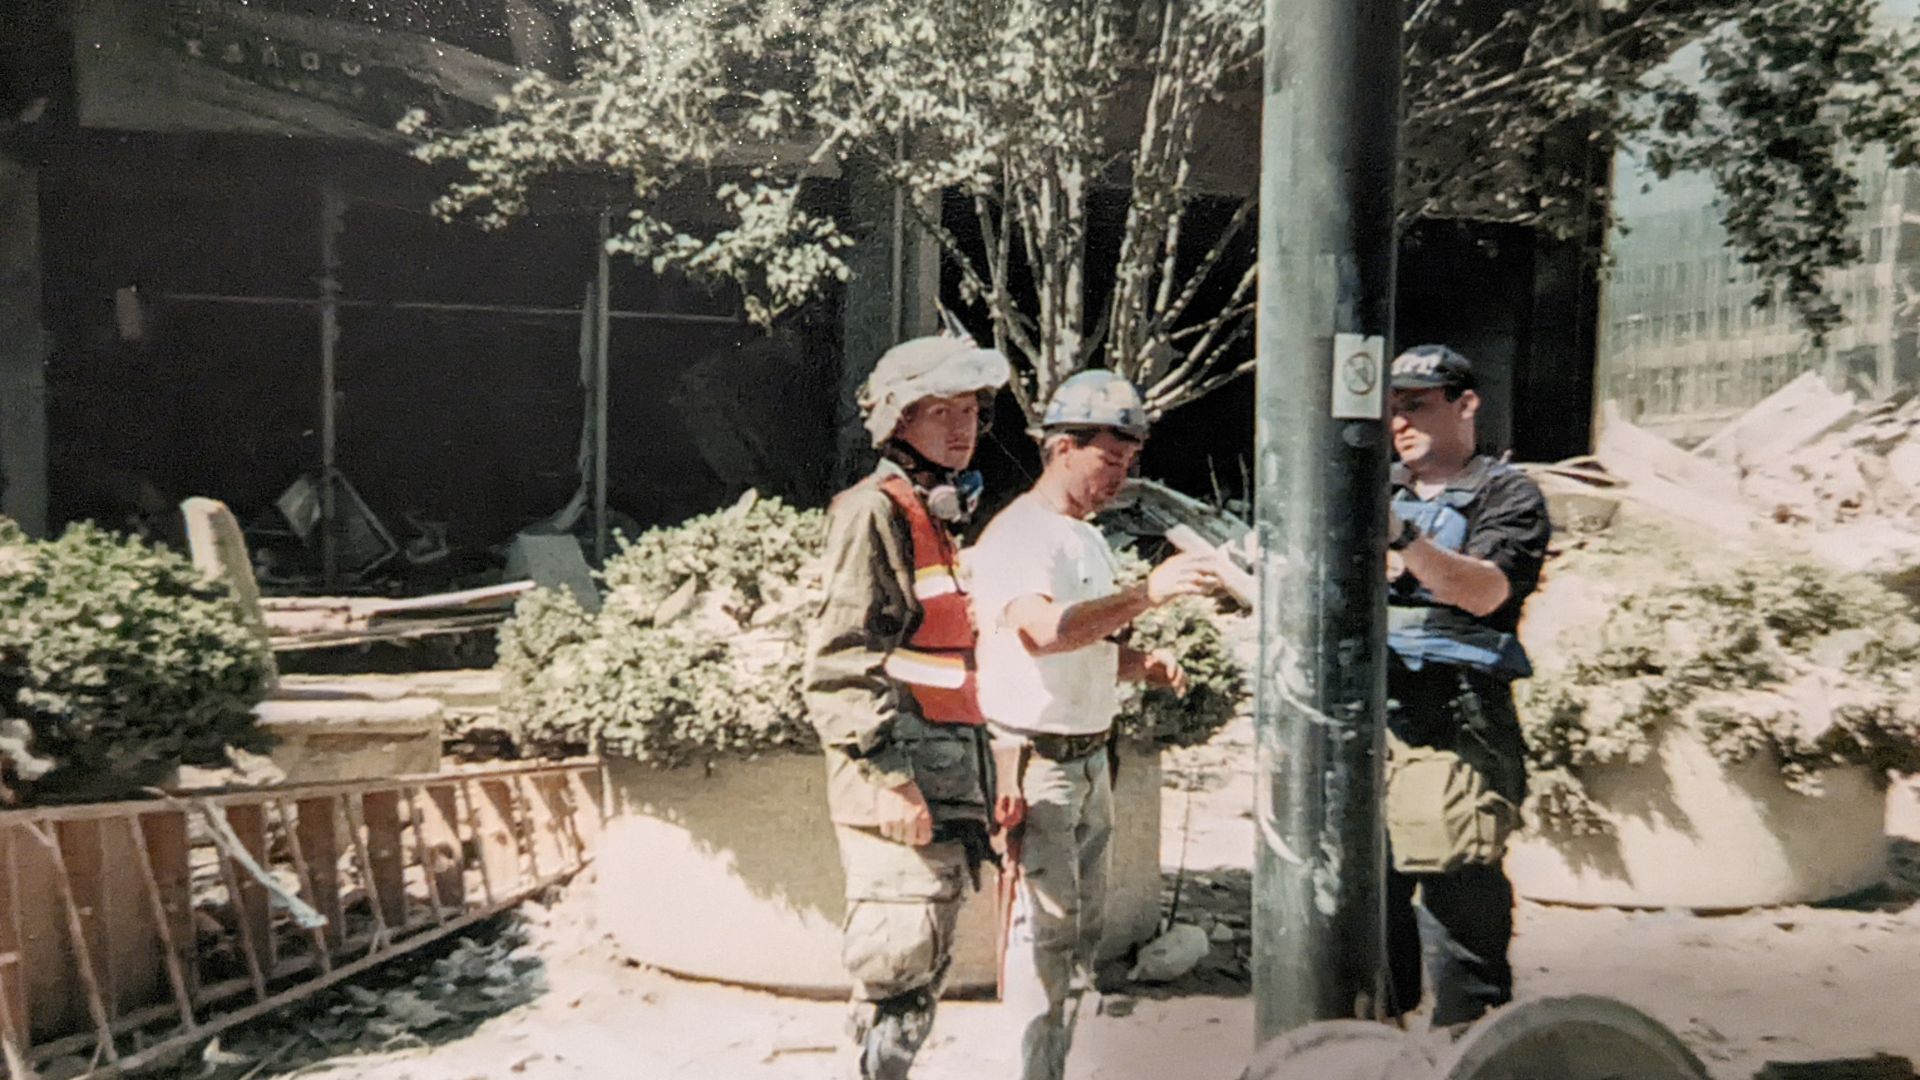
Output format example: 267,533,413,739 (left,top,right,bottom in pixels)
1508,728,1887,909
595,748,1165,997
